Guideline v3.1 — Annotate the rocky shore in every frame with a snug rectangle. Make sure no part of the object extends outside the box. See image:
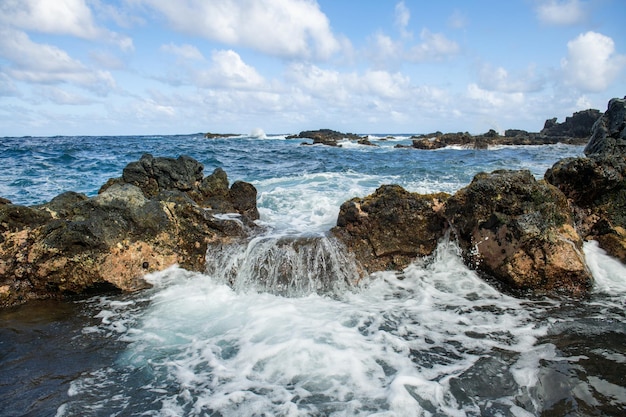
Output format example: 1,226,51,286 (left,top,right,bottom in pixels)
1,98,624,307
333,97,625,297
